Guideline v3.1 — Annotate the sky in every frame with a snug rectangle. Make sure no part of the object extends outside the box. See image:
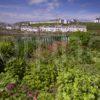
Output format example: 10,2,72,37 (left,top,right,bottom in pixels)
0,0,100,23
